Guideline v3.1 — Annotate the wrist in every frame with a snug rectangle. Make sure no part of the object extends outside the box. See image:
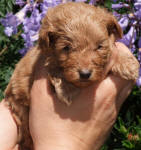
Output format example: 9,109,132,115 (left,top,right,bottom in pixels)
33,129,109,150
33,134,91,150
